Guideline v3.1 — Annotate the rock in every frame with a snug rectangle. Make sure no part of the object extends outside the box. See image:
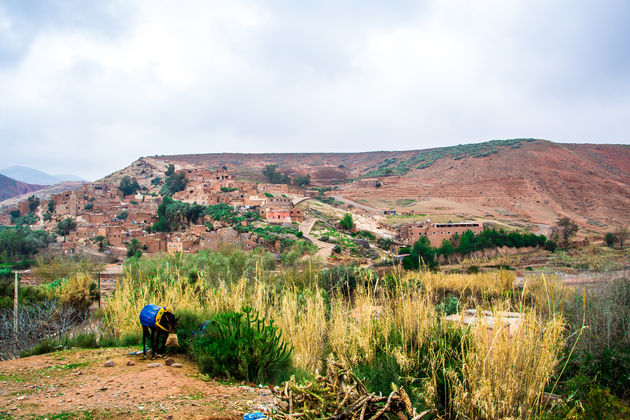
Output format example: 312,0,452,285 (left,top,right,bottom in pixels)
104,360,115,367
170,363,182,368
164,358,175,366
147,363,162,368
126,361,135,366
